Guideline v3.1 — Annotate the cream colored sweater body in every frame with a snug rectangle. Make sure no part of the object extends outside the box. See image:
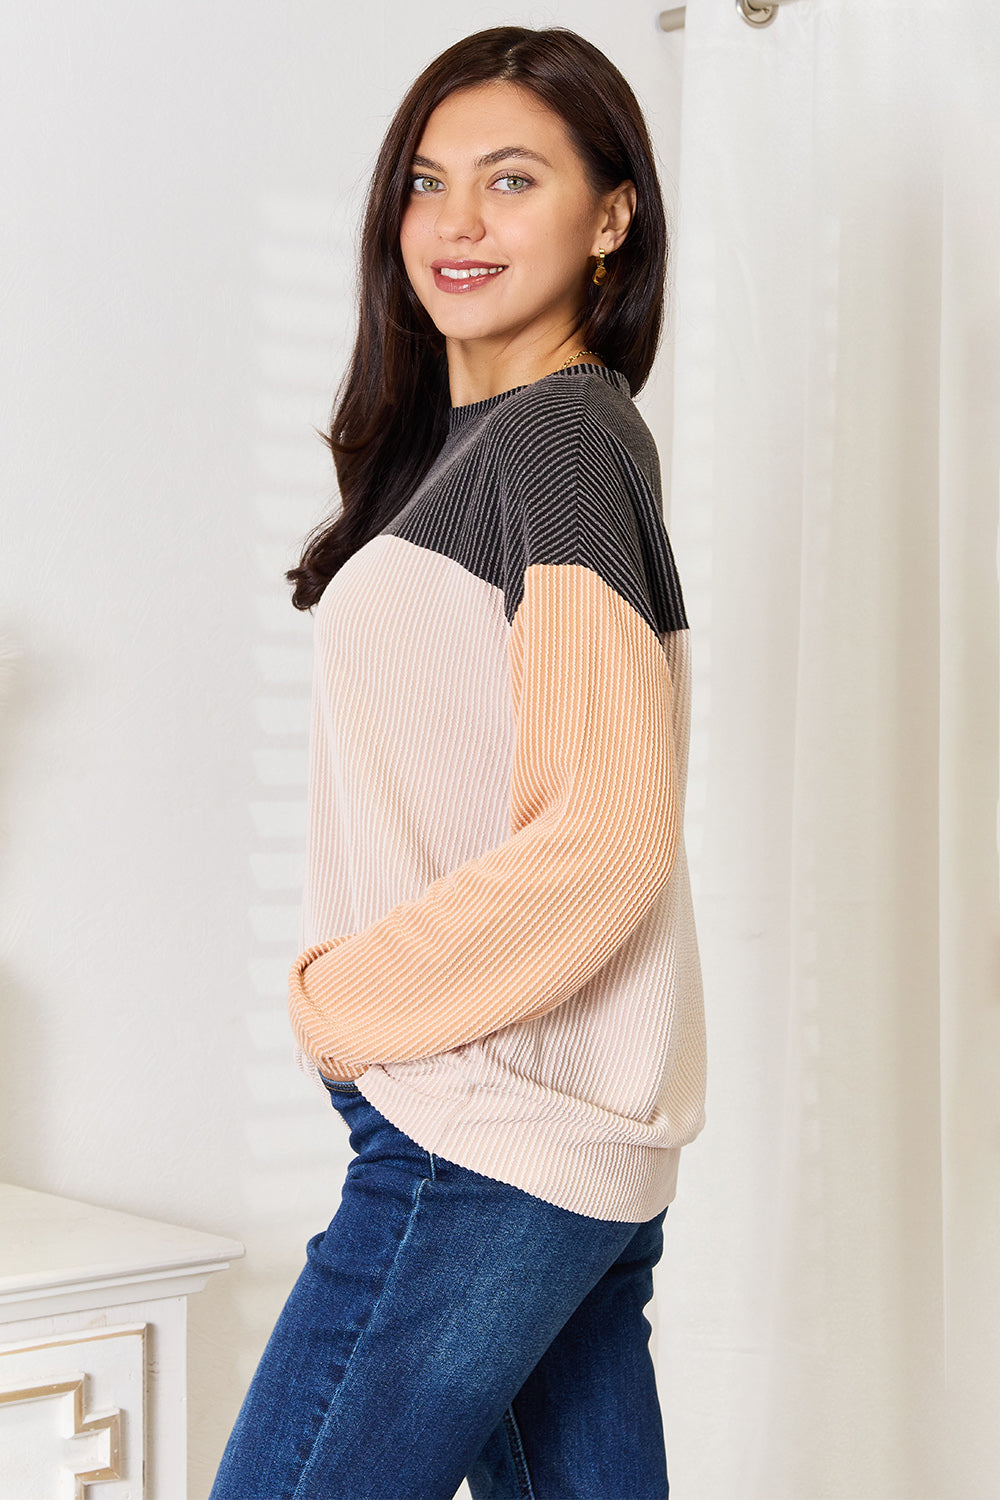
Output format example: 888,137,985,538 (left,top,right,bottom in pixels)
289,363,706,1221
